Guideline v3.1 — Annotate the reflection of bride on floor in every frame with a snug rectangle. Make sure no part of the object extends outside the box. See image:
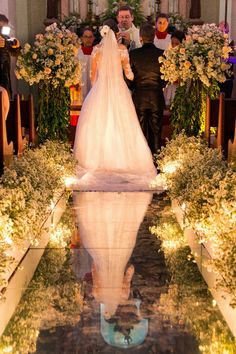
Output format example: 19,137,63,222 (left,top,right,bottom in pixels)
73,19,159,191
73,191,152,319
